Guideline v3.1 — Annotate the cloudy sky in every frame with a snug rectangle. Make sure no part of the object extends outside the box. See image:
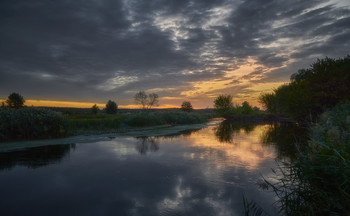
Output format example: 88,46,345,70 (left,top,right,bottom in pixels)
1,0,349,108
